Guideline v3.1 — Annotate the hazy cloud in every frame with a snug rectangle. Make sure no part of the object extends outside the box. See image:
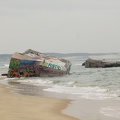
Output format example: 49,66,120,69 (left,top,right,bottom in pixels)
0,0,120,53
